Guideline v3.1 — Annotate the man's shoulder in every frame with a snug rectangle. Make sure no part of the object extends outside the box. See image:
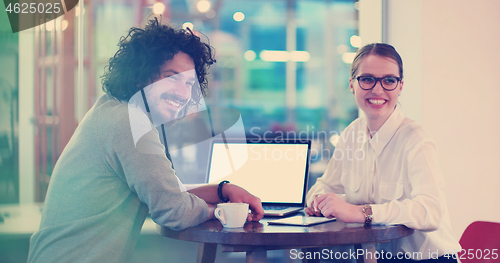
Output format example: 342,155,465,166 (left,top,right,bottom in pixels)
93,94,130,123
95,94,128,111
78,94,132,140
